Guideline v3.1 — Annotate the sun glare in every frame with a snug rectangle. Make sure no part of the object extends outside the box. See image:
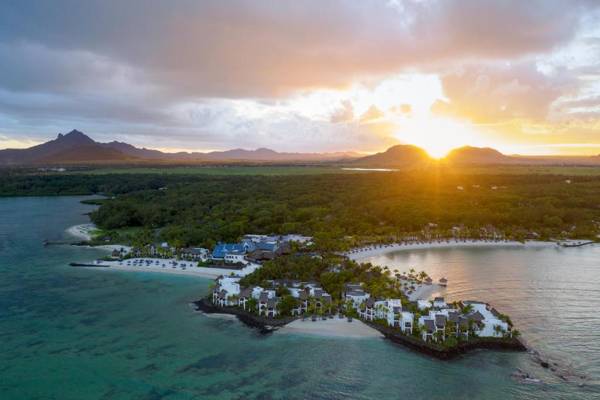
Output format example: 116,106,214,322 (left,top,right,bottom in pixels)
394,116,484,158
